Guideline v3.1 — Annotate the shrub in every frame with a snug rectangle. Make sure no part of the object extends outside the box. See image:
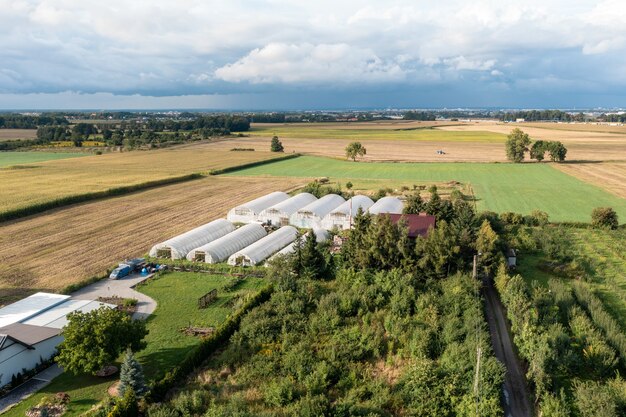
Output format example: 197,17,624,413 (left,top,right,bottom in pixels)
591,207,619,230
